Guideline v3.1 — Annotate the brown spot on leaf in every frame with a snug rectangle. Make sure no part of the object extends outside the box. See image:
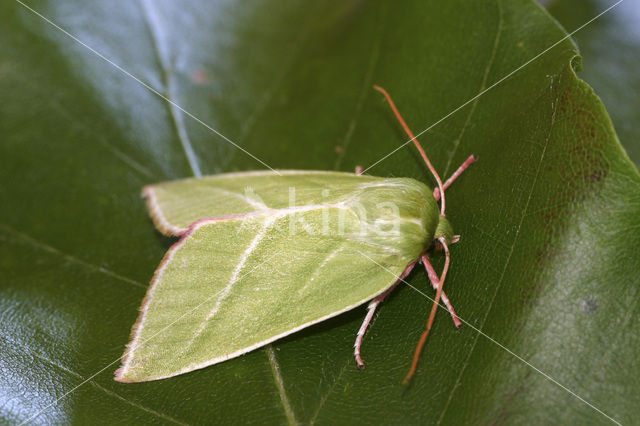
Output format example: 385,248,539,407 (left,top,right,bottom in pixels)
191,69,211,84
